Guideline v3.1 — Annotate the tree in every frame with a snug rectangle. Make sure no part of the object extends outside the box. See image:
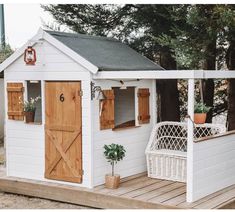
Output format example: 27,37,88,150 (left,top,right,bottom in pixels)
227,42,235,130
0,44,13,78
0,44,13,63
42,4,181,122
158,5,235,123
